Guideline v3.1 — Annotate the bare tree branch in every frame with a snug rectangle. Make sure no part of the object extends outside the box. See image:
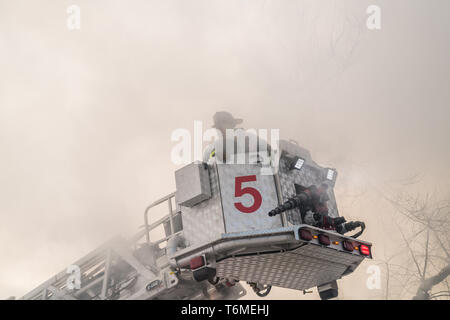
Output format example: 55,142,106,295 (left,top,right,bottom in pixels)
413,264,450,300
434,232,450,260
396,222,423,278
423,228,430,280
